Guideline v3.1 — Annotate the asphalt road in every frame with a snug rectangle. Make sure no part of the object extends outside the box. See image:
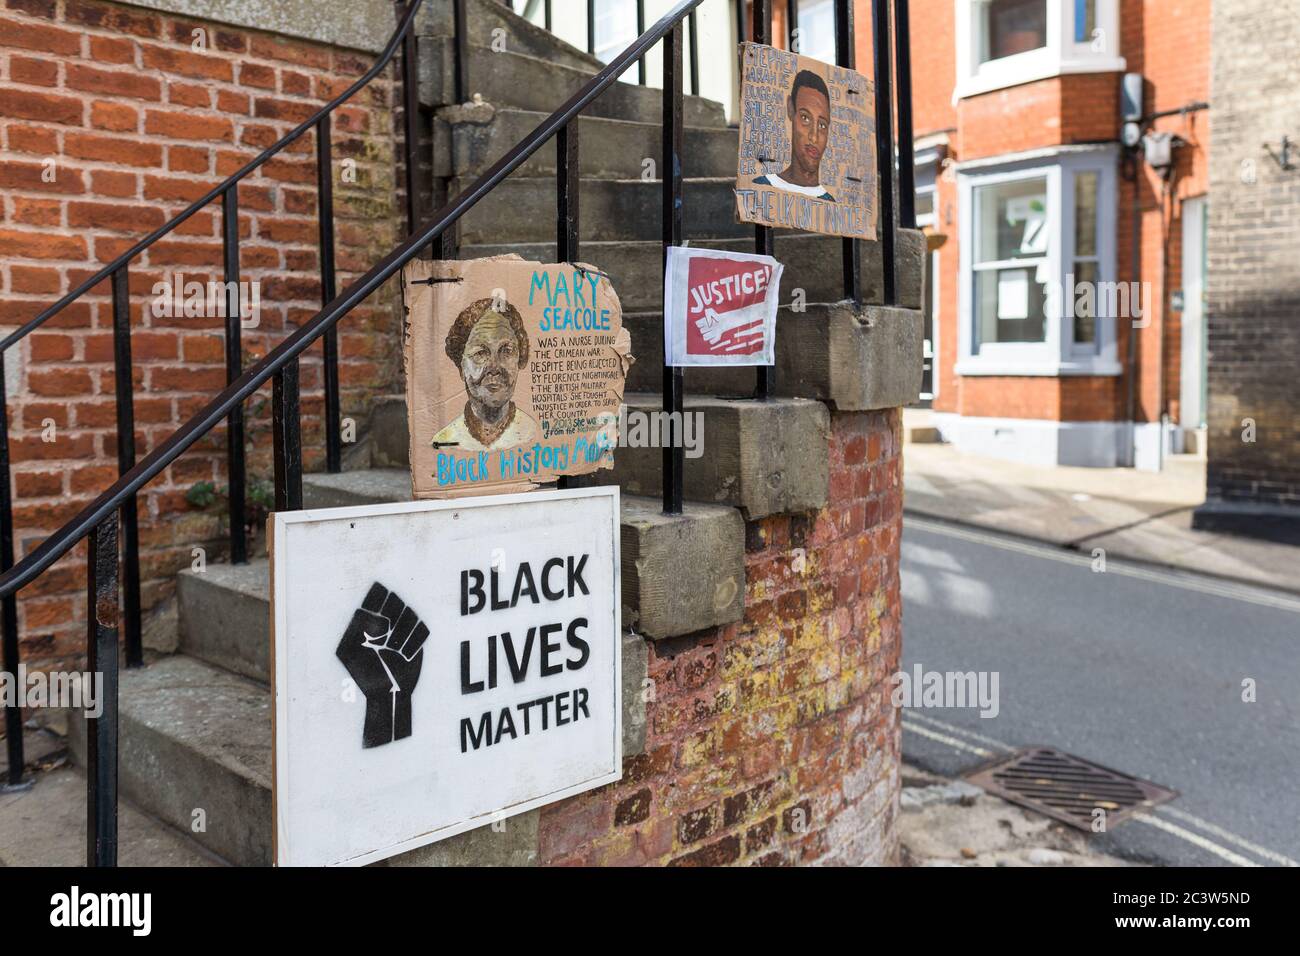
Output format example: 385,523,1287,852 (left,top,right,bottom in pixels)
900,515,1300,867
